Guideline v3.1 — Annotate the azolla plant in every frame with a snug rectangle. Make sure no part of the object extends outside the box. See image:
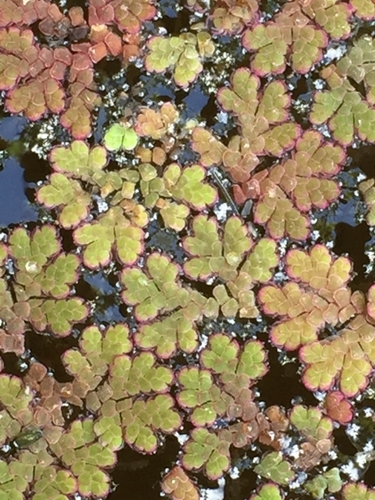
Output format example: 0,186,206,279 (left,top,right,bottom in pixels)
3,0,375,498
